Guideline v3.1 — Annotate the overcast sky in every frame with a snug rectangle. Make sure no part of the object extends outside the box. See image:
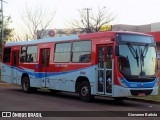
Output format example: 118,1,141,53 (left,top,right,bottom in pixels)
3,0,160,31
